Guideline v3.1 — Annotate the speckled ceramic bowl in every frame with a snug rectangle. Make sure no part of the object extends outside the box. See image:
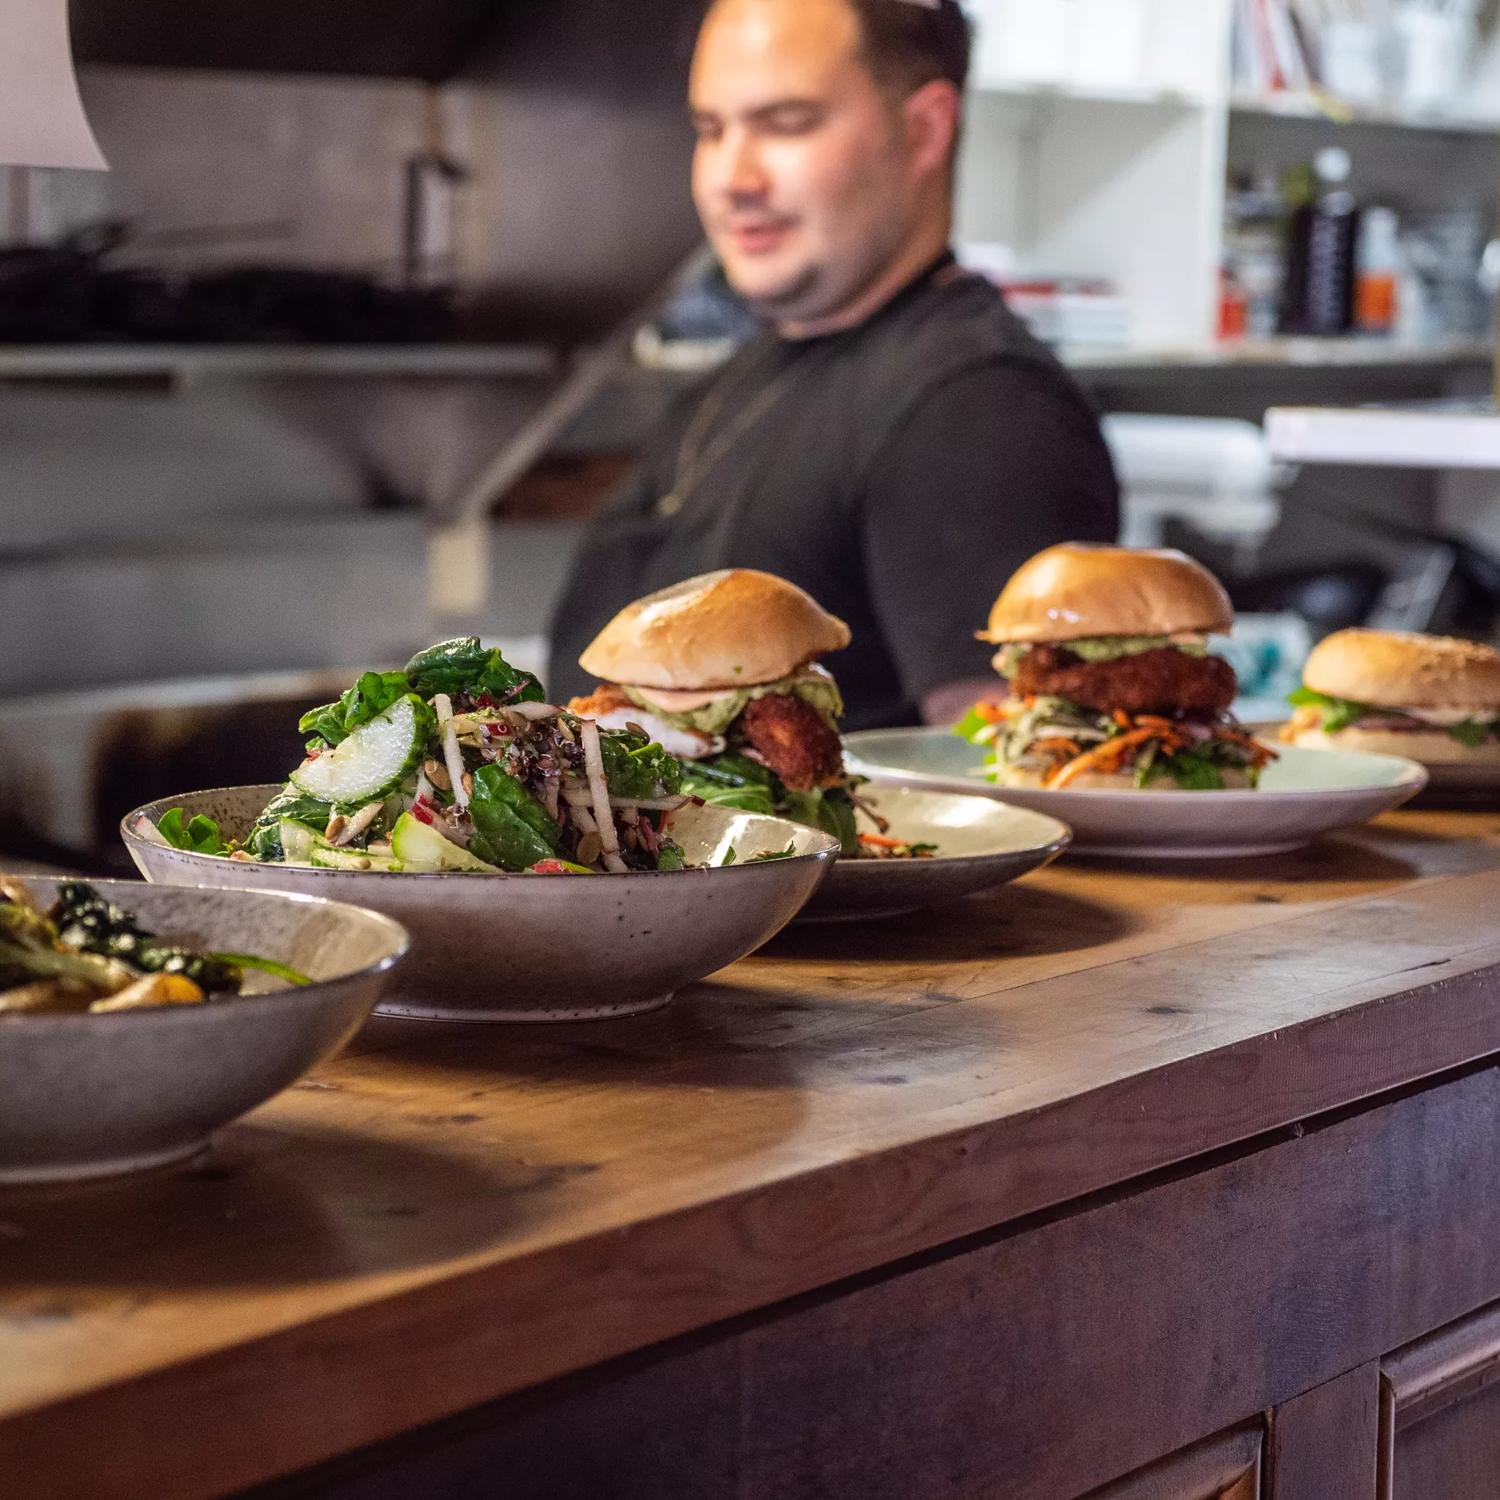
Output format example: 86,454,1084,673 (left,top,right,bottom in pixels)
0,878,407,1184
798,785,1072,923
124,786,839,1022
